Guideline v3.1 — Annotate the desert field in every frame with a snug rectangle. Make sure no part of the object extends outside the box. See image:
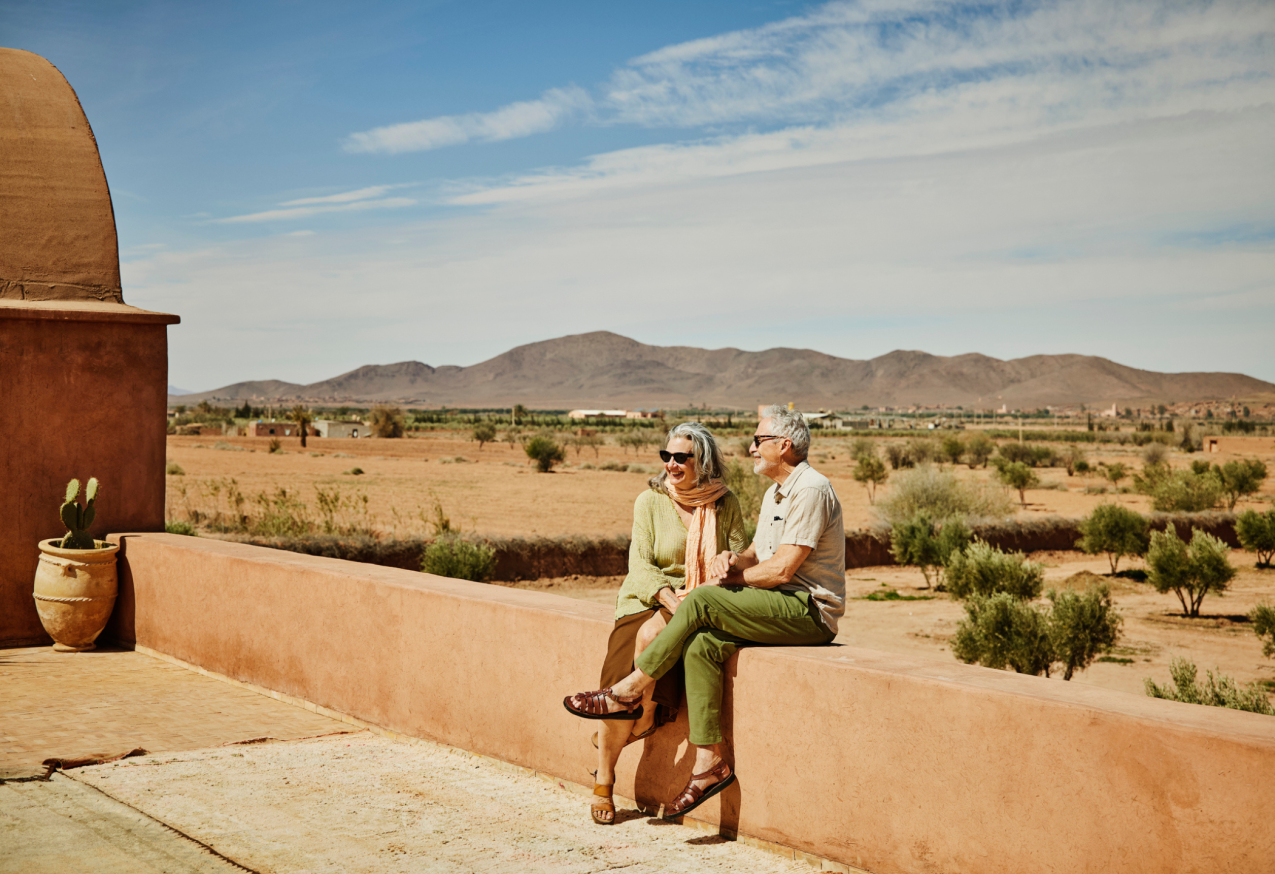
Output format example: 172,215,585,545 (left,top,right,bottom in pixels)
164,429,1275,538
165,429,1275,705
